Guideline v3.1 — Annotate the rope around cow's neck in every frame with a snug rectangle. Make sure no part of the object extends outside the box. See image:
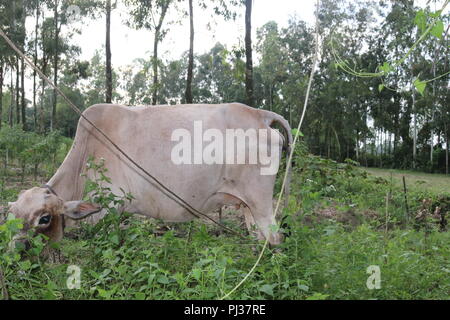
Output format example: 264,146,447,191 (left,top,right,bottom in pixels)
0,27,245,239
220,0,321,300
